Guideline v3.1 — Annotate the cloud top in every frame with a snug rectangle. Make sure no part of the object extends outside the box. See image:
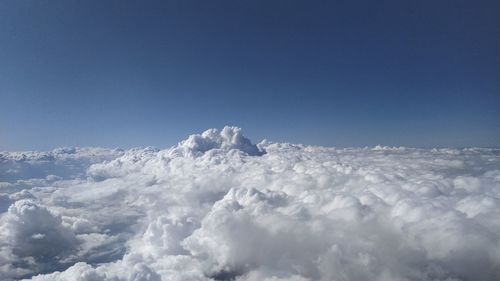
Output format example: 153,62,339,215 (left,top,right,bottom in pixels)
170,126,265,157
0,127,499,281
